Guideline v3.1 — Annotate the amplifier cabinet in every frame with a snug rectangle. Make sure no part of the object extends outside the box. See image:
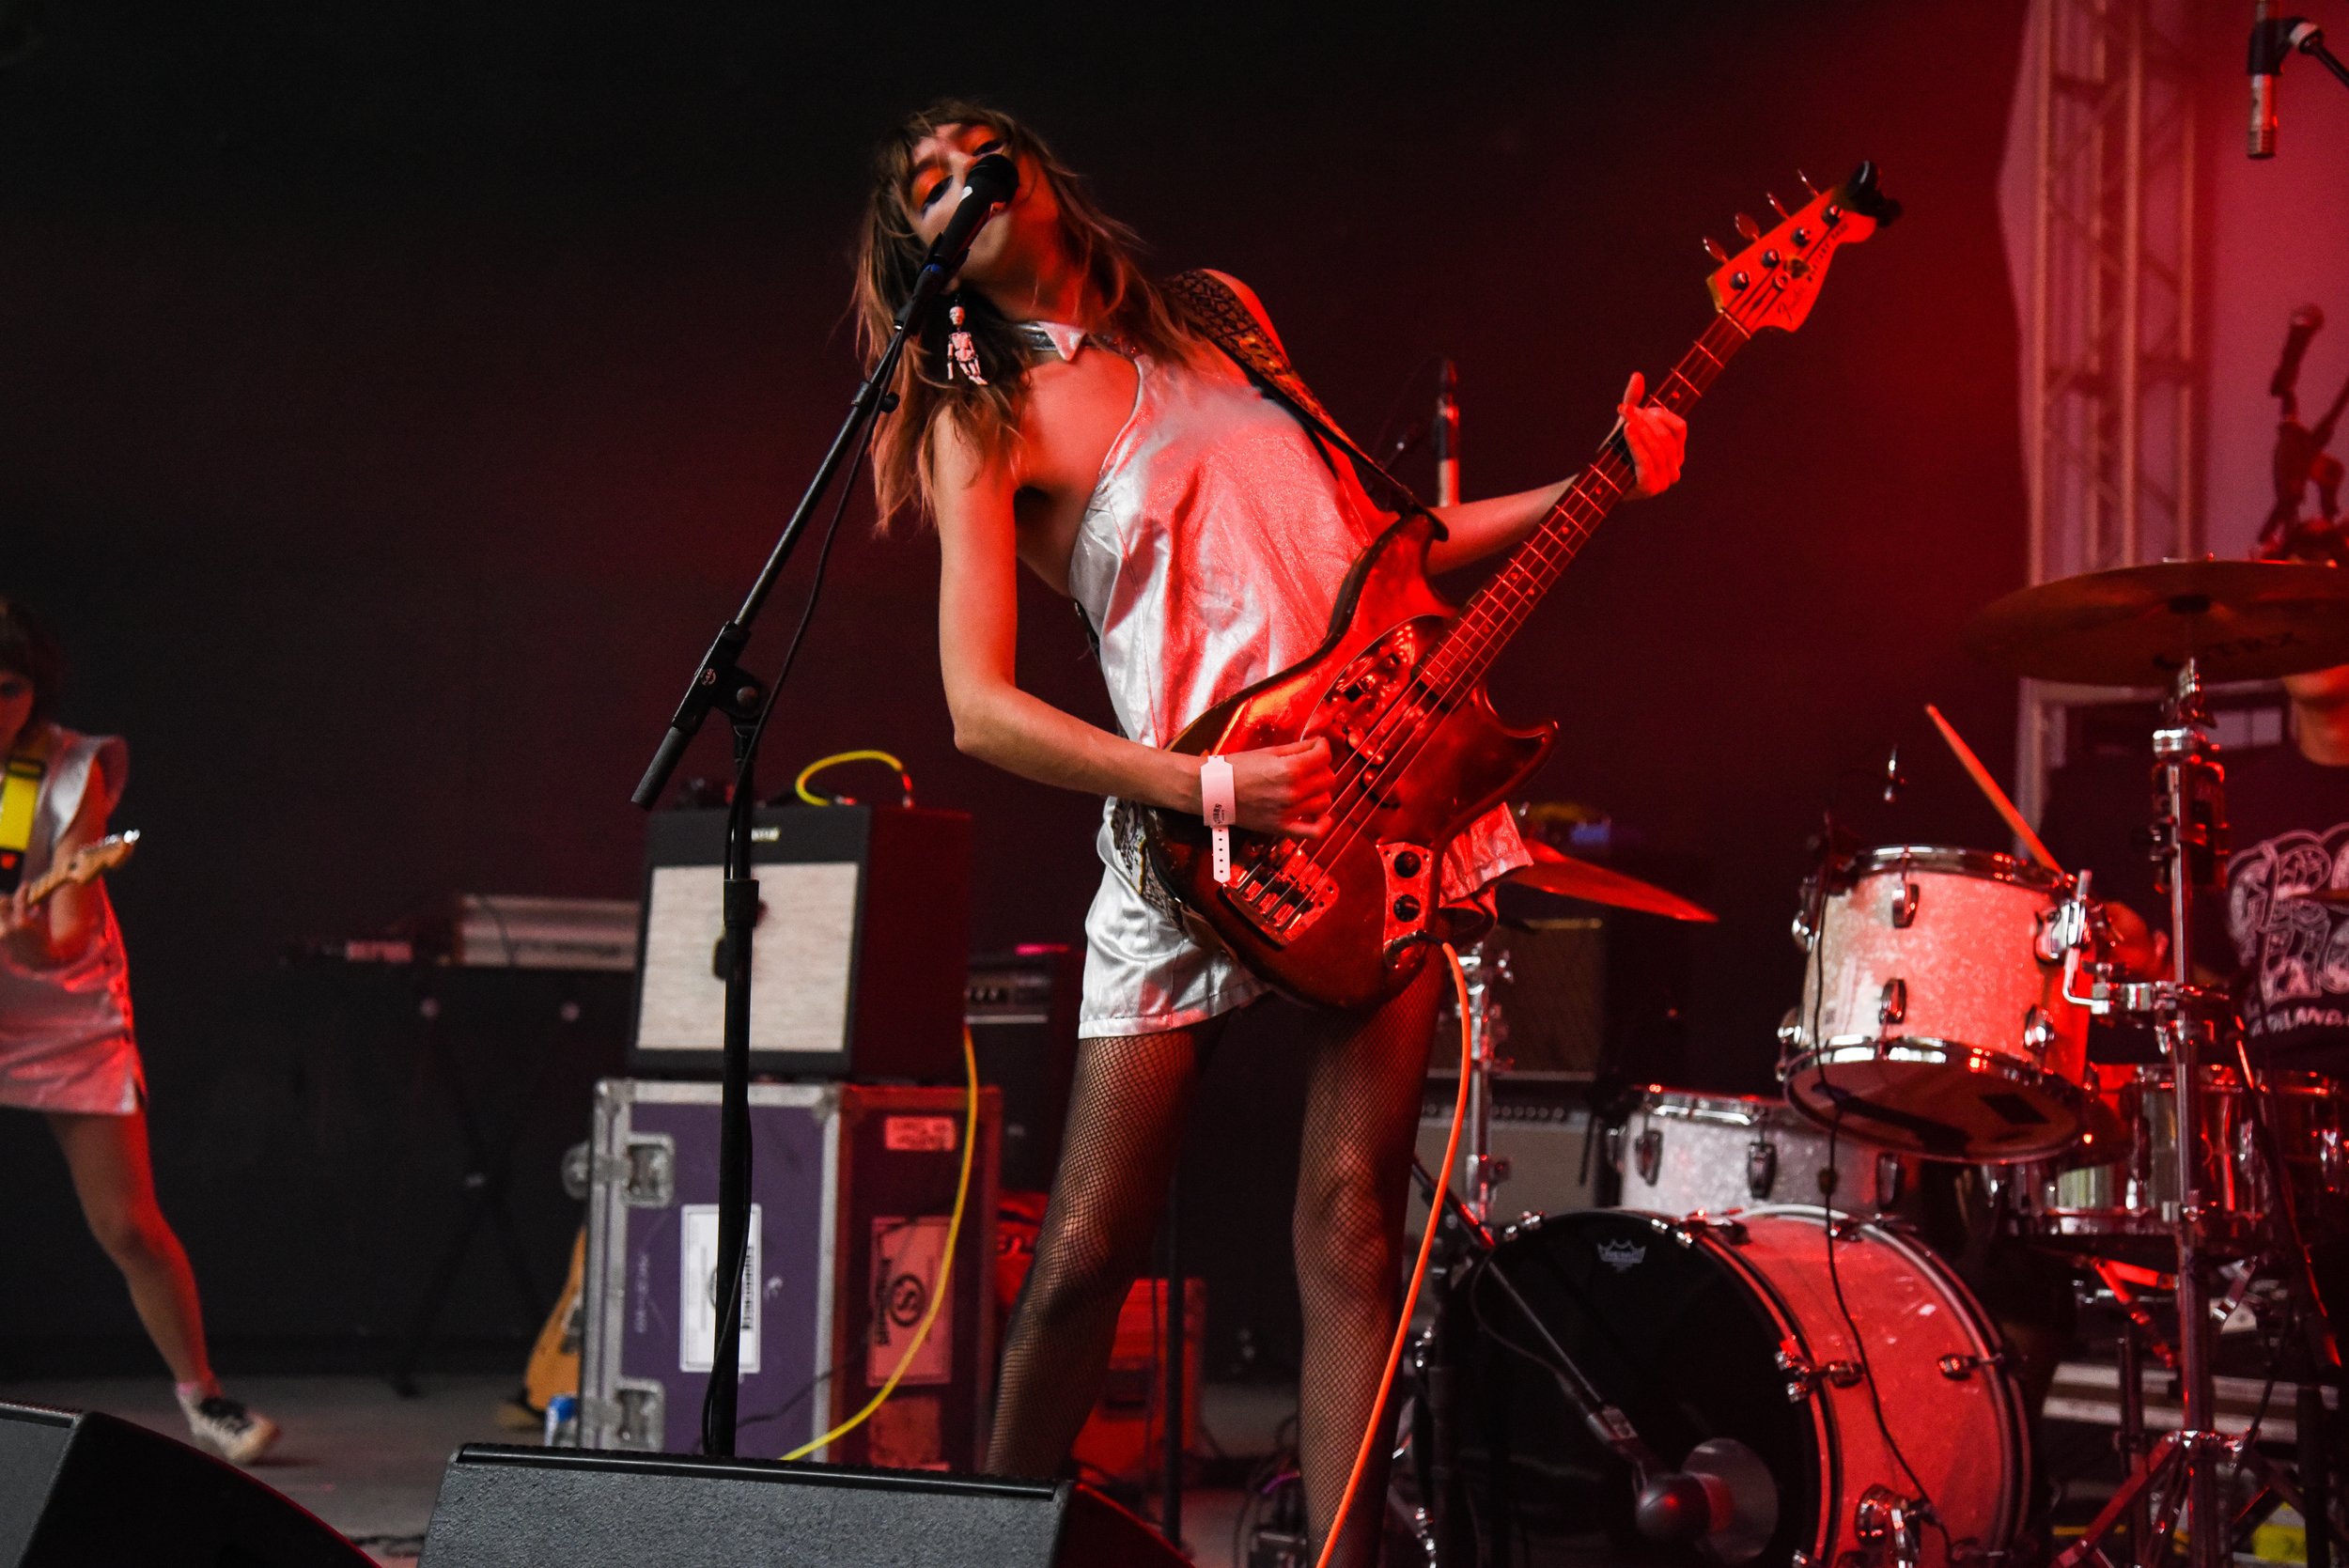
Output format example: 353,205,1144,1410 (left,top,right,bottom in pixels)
579,1079,999,1469
1408,1074,1604,1242
630,806,971,1079
966,947,1081,1194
